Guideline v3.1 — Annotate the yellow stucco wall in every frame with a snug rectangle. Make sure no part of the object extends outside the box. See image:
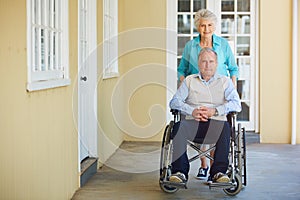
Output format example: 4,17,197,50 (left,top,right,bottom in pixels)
118,0,167,142
260,0,300,143
0,1,79,199
97,0,124,165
